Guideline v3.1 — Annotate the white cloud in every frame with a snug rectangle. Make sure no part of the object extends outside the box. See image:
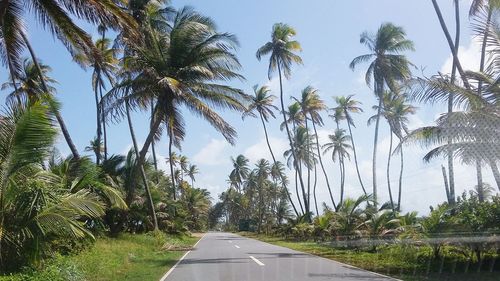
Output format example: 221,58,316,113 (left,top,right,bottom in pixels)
192,138,230,166
440,37,481,74
243,136,288,163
